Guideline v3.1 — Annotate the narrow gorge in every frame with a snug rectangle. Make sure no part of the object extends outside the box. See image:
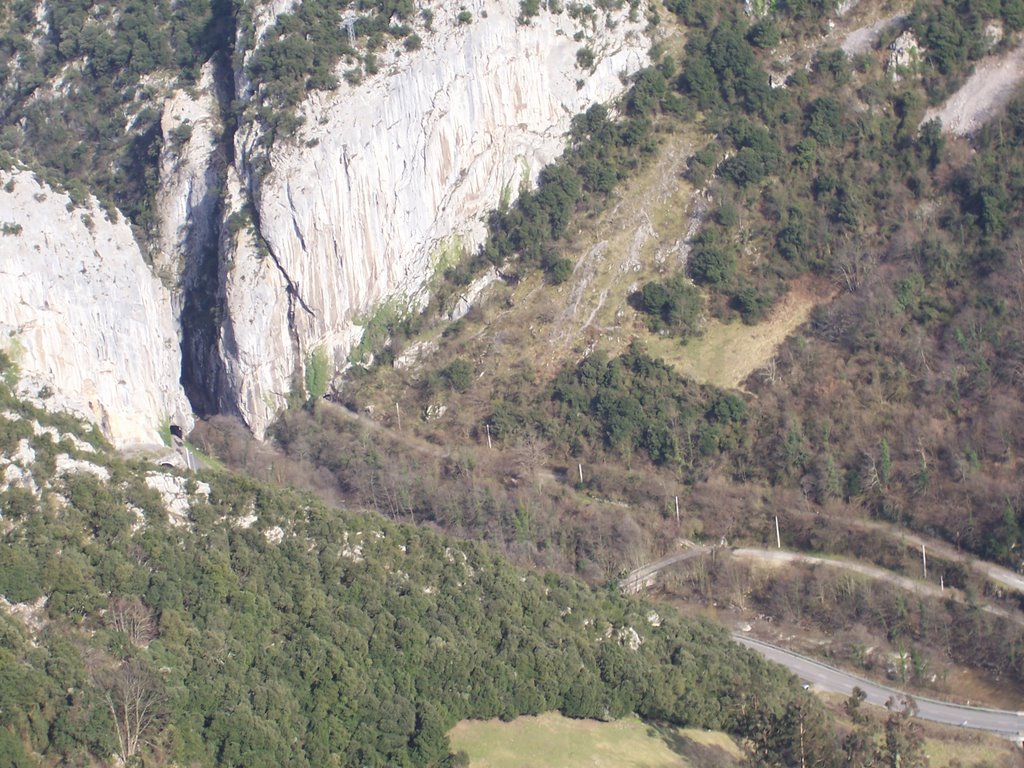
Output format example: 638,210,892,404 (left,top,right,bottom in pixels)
0,0,650,445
